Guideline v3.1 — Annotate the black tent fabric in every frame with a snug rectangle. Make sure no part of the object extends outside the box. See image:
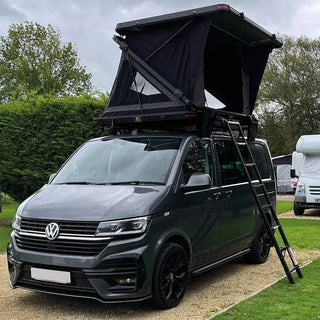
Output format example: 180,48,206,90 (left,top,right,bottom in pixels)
98,4,282,127
123,17,210,106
